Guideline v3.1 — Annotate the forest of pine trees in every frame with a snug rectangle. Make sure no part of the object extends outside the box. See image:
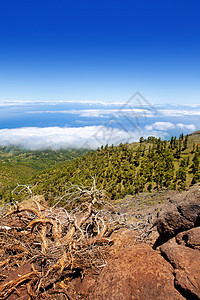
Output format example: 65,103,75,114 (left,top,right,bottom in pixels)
1,133,200,203
26,134,200,201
